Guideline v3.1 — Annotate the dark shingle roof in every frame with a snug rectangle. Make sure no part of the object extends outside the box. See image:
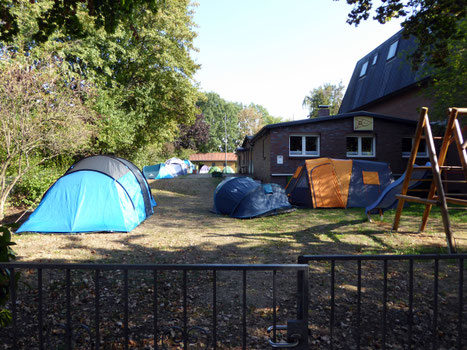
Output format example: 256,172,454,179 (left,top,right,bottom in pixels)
249,111,416,144
339,30,429,114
